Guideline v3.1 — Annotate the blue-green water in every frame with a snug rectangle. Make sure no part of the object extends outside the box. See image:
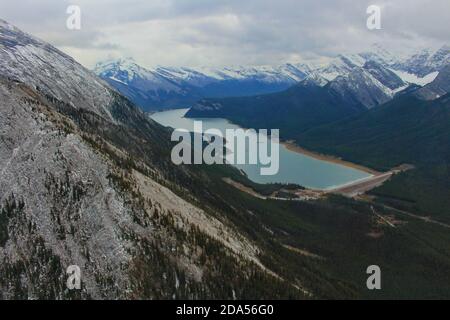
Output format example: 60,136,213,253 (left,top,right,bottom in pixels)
151,108,372,190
